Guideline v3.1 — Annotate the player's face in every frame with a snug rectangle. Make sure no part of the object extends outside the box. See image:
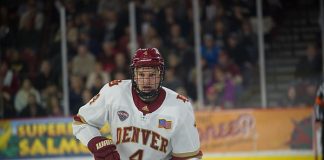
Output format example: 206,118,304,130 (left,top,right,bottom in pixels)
134,66,161,93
